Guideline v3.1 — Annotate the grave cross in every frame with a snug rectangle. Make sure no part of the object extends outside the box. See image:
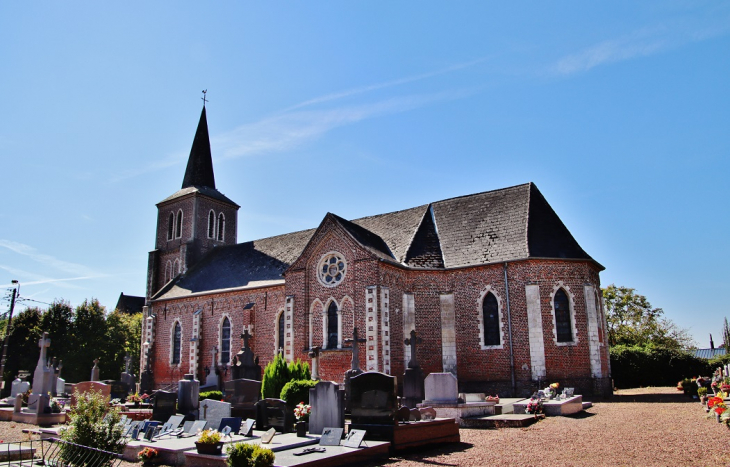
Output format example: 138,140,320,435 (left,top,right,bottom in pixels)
210,346,218,368
93,358,99,368
241,330,252,350
201,401,208,419
38,333,51,367
344,327,366,371
124,354,131,373
404,329,423,369
308,346,321,380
